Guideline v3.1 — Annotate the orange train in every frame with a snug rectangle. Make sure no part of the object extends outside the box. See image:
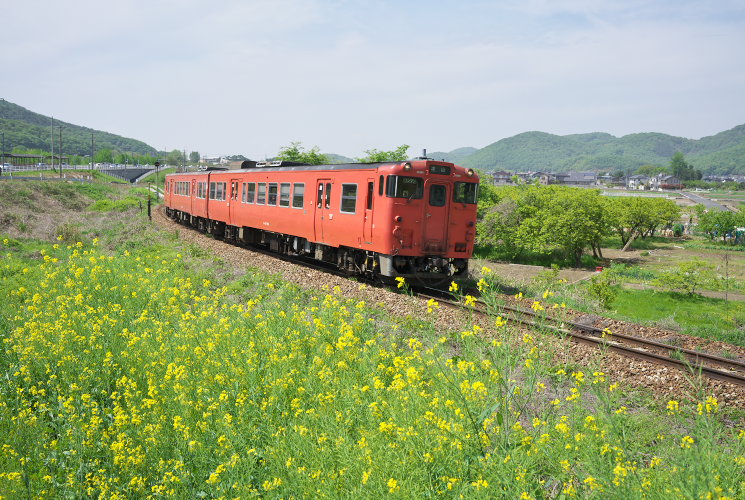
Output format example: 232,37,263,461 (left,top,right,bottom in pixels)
164,159,479,282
